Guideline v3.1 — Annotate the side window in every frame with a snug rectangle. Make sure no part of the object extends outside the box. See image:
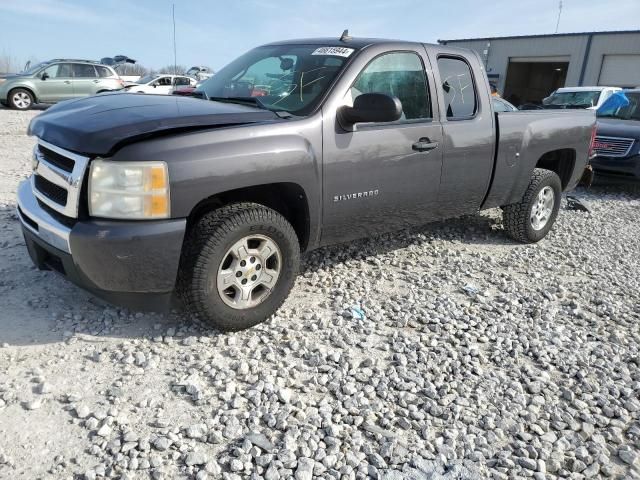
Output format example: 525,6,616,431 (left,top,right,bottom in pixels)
55,63,73,78
42,64,59,78
156,77,172,86
175,77,190,86
437,57,477,119
349,52,431,121
95,66,112,78
73,64,97,78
